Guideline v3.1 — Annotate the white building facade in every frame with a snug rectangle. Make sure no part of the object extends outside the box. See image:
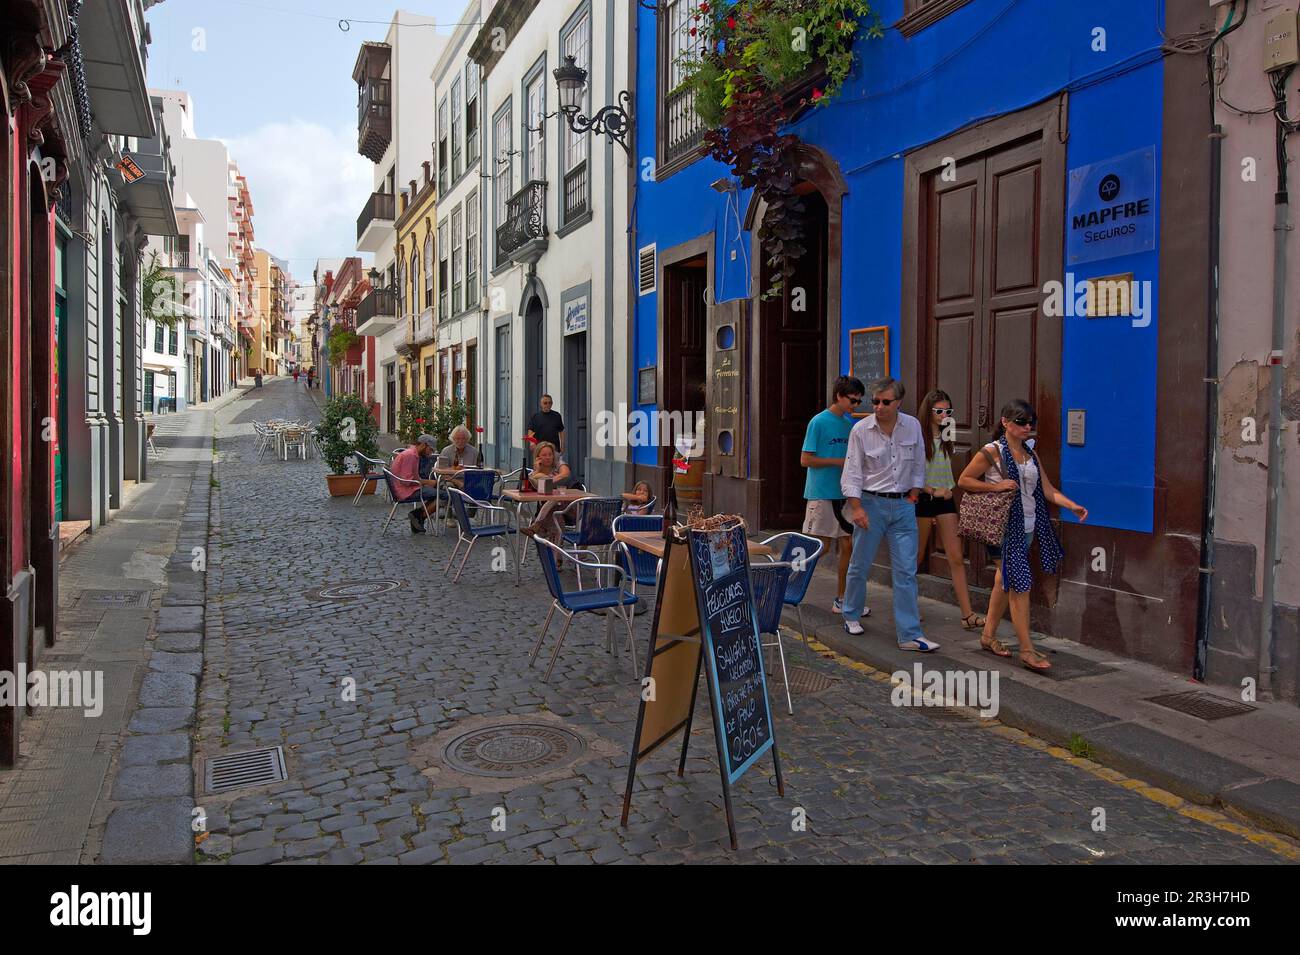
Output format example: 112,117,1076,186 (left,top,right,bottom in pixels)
469,0,633,492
